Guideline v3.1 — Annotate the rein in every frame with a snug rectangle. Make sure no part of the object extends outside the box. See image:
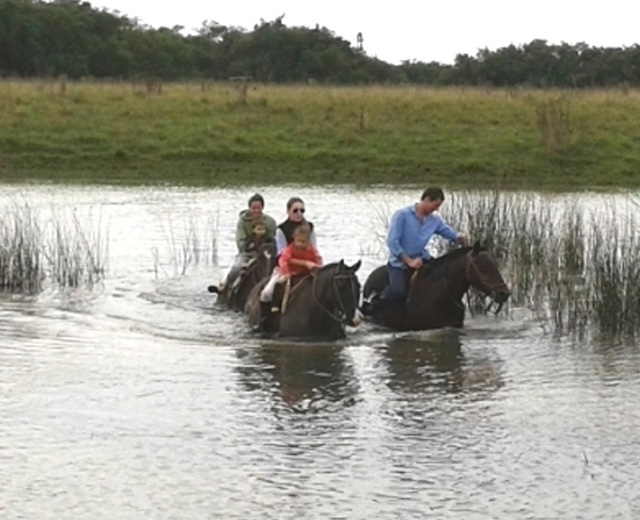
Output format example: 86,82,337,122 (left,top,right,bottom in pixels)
311,269,359,324
426,250,505,312
464,252,509,313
